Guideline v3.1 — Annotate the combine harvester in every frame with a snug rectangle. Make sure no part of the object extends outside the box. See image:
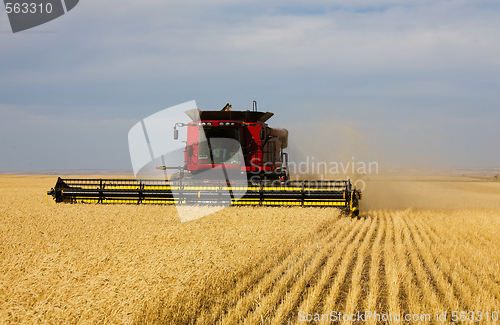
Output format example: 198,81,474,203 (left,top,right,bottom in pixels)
47,102,362,216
